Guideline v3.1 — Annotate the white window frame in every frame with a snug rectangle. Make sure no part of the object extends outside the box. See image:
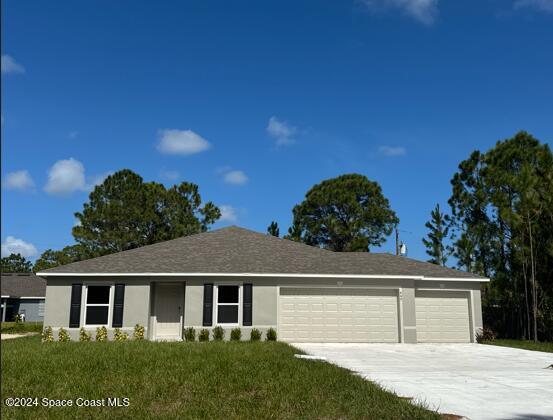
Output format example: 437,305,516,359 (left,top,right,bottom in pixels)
214,283,242,326
82,283,113,328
